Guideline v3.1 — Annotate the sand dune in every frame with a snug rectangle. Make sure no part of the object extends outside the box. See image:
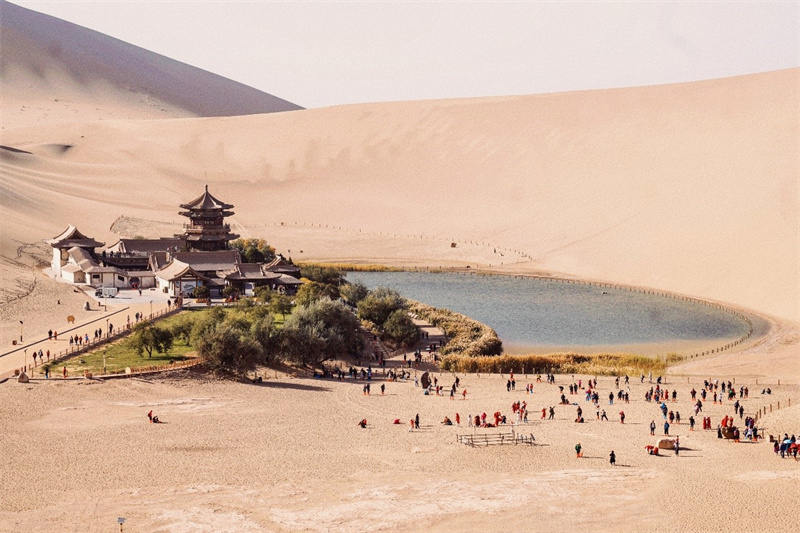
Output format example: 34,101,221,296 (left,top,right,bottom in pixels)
0,0,302,130
1,69,797,323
